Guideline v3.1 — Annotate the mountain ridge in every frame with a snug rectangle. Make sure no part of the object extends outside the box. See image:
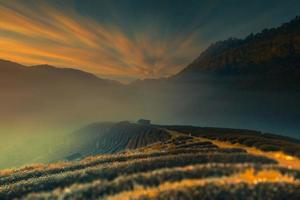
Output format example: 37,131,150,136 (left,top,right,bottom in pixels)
1,16,300,86
0,59,121,86
177,16,300,79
